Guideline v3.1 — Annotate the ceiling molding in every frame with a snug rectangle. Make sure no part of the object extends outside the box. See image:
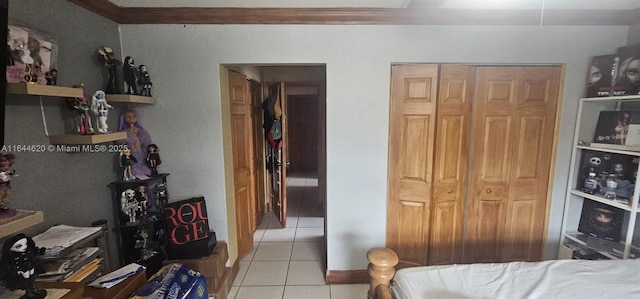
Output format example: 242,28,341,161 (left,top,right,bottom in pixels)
67,0,639,25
